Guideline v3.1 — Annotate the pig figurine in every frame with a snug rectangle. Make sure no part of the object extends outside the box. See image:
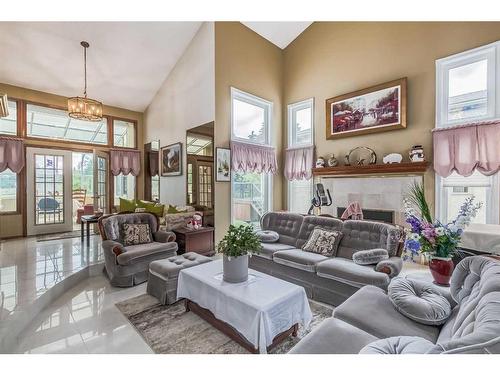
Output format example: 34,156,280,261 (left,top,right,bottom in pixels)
383,153,403,164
